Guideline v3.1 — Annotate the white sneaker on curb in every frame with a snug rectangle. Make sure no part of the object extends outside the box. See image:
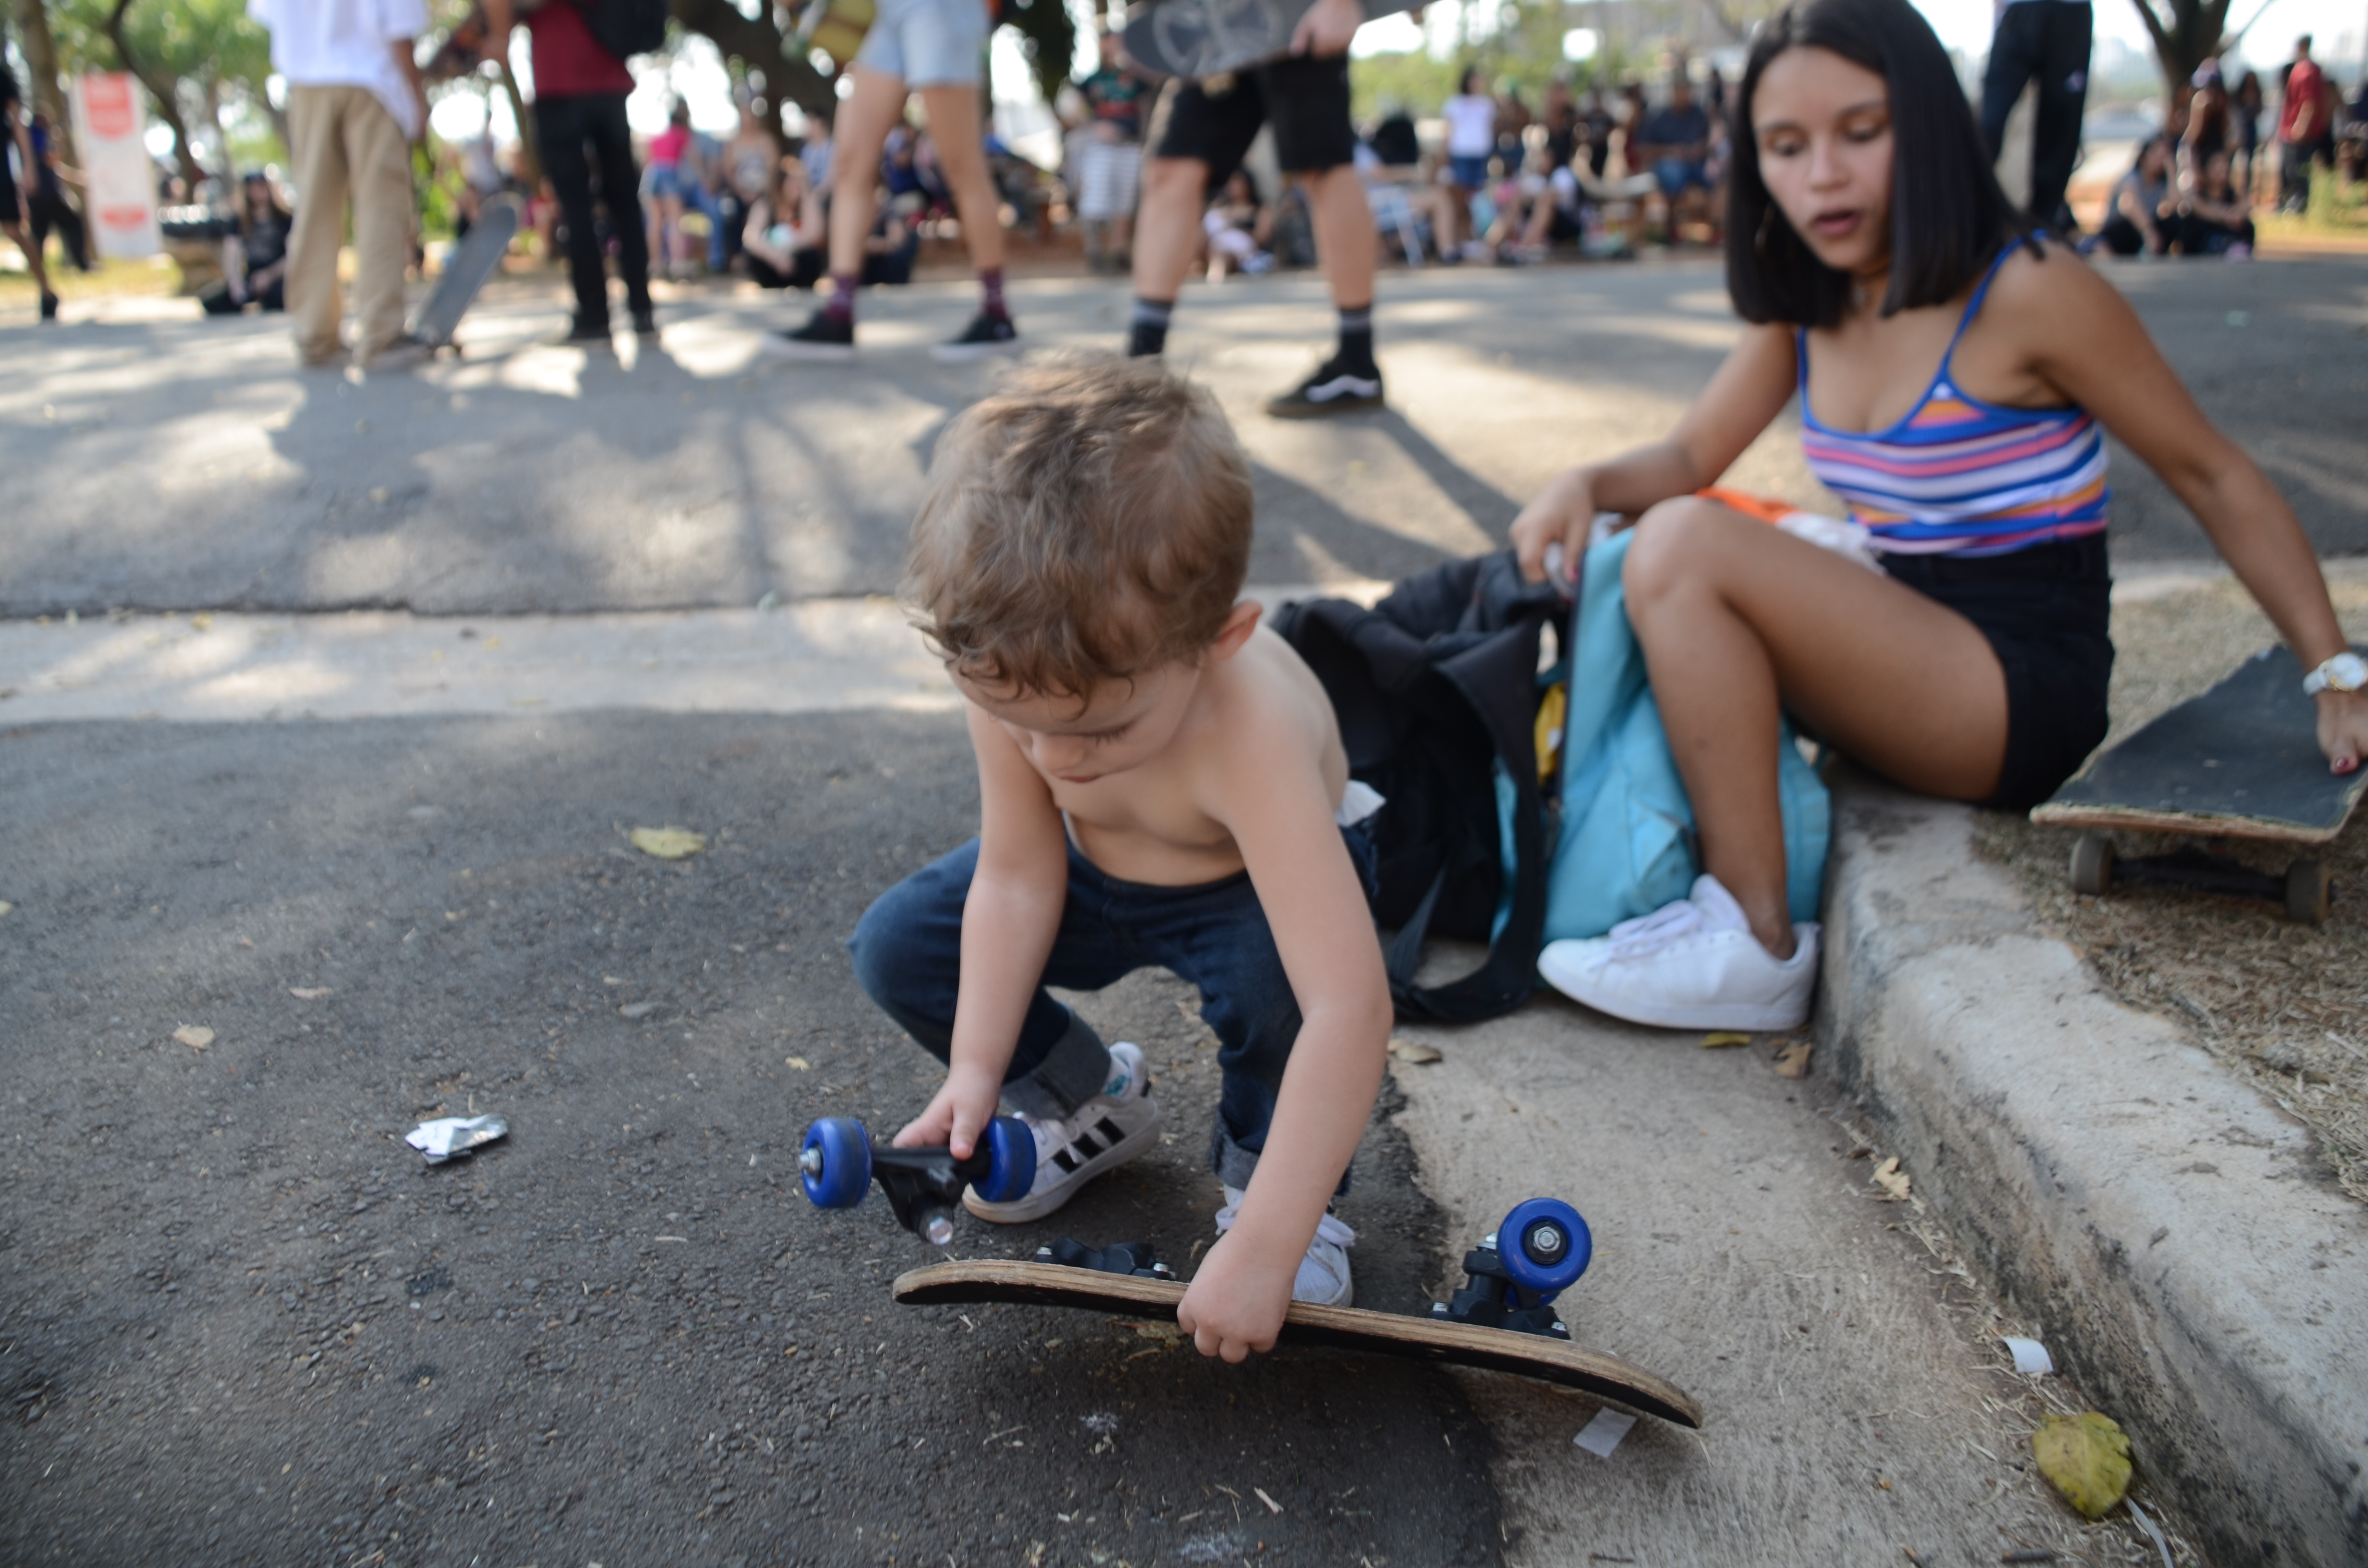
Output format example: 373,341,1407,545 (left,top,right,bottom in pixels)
1214,1187,1355,1307
963,1041,1160,1223
1537,874,1820,1031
